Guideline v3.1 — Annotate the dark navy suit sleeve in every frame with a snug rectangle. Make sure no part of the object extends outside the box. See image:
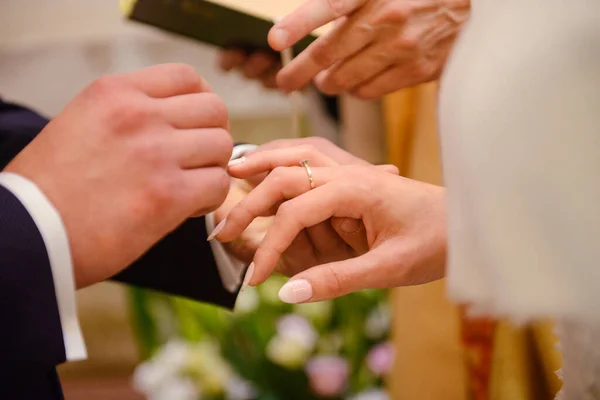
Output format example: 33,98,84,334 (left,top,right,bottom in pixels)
112,218,238,308
0,185,67,398
0,185,67,367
